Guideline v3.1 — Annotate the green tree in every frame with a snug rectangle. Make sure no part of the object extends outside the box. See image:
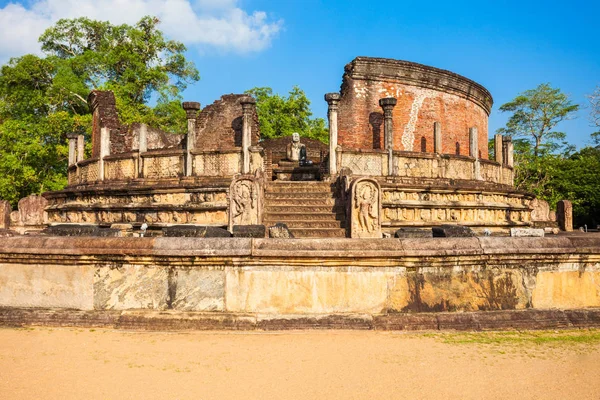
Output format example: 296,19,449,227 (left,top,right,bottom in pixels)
0,16,199,206
245,86,329,143
497,83,579,157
